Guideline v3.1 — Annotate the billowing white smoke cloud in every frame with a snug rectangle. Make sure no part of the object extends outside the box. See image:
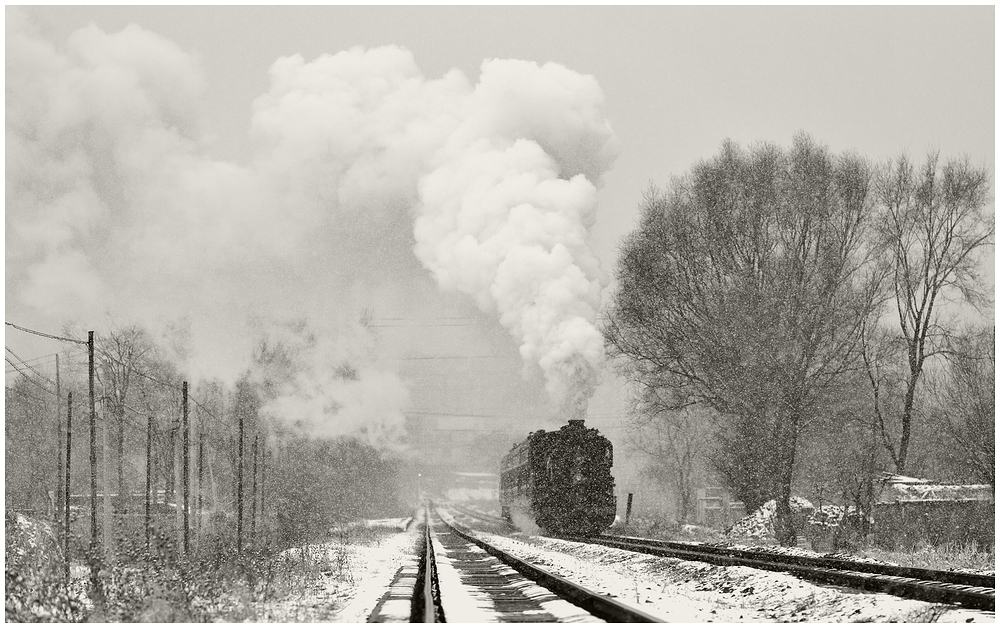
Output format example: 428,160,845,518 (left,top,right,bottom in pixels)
249,319,409,453
6,14,618,431
255,49,618,416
